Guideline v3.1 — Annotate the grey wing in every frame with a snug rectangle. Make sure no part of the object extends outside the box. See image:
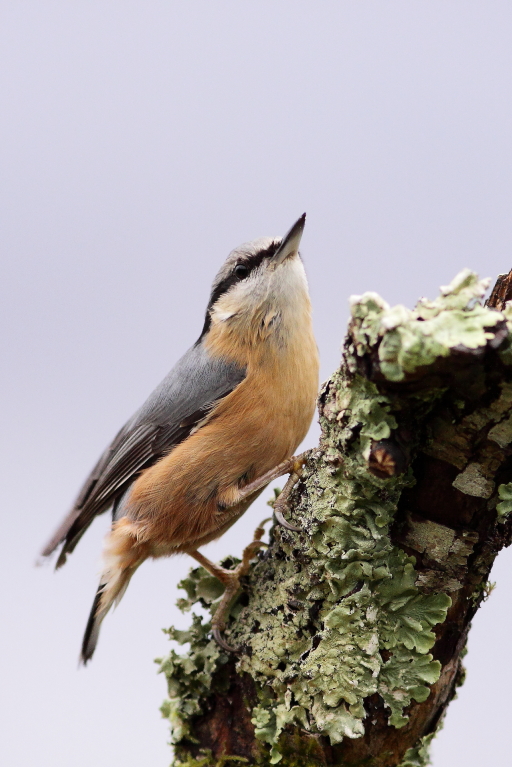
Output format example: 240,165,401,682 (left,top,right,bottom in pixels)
42,342,246,566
